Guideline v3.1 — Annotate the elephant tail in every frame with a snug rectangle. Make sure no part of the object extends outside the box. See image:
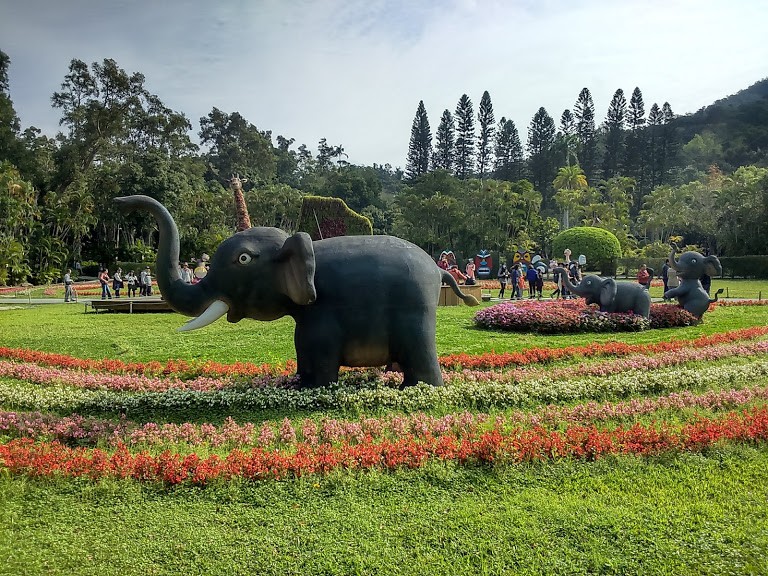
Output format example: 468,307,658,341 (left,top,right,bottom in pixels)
709,288,724,304
441,271,480,306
